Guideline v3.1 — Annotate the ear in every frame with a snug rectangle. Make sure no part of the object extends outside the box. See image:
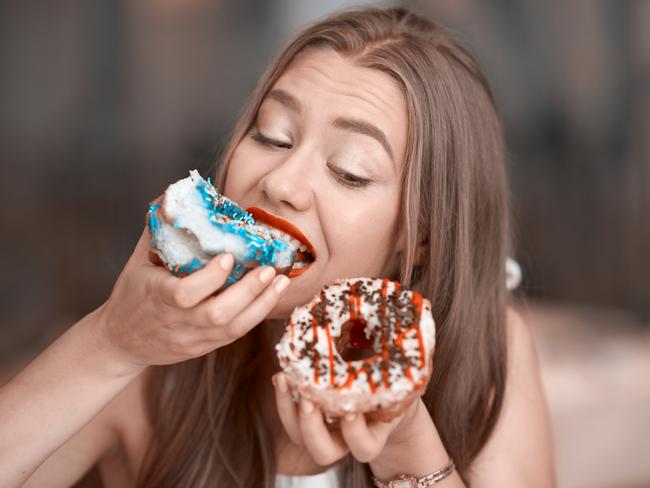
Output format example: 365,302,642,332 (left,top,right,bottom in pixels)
395,227,428,263
386,232,428,279
414,235,428,267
